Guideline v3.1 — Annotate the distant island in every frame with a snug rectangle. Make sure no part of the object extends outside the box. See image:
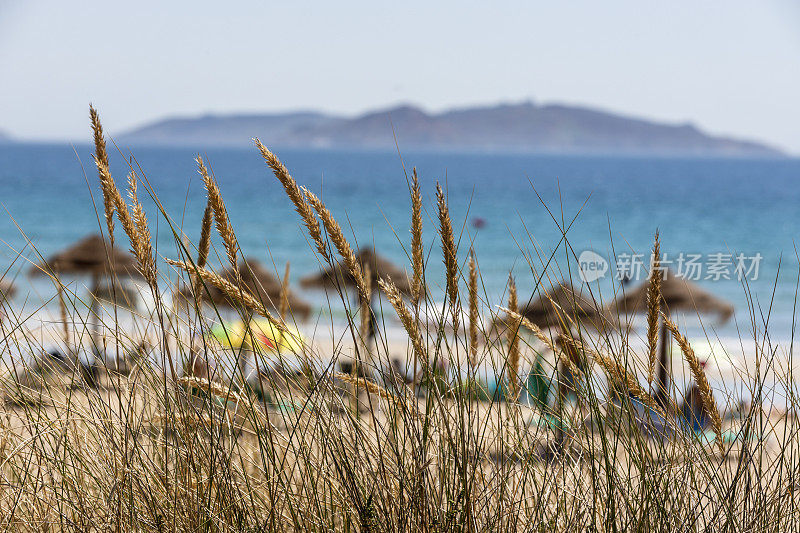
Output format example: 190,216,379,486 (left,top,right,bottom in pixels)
120,101,780,156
